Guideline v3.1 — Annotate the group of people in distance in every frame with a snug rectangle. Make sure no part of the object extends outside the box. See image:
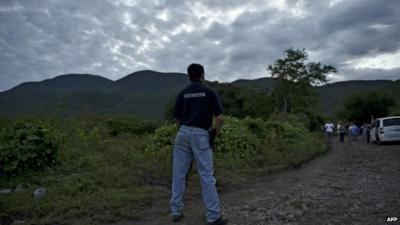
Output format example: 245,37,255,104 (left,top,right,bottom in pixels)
324,121,372,144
